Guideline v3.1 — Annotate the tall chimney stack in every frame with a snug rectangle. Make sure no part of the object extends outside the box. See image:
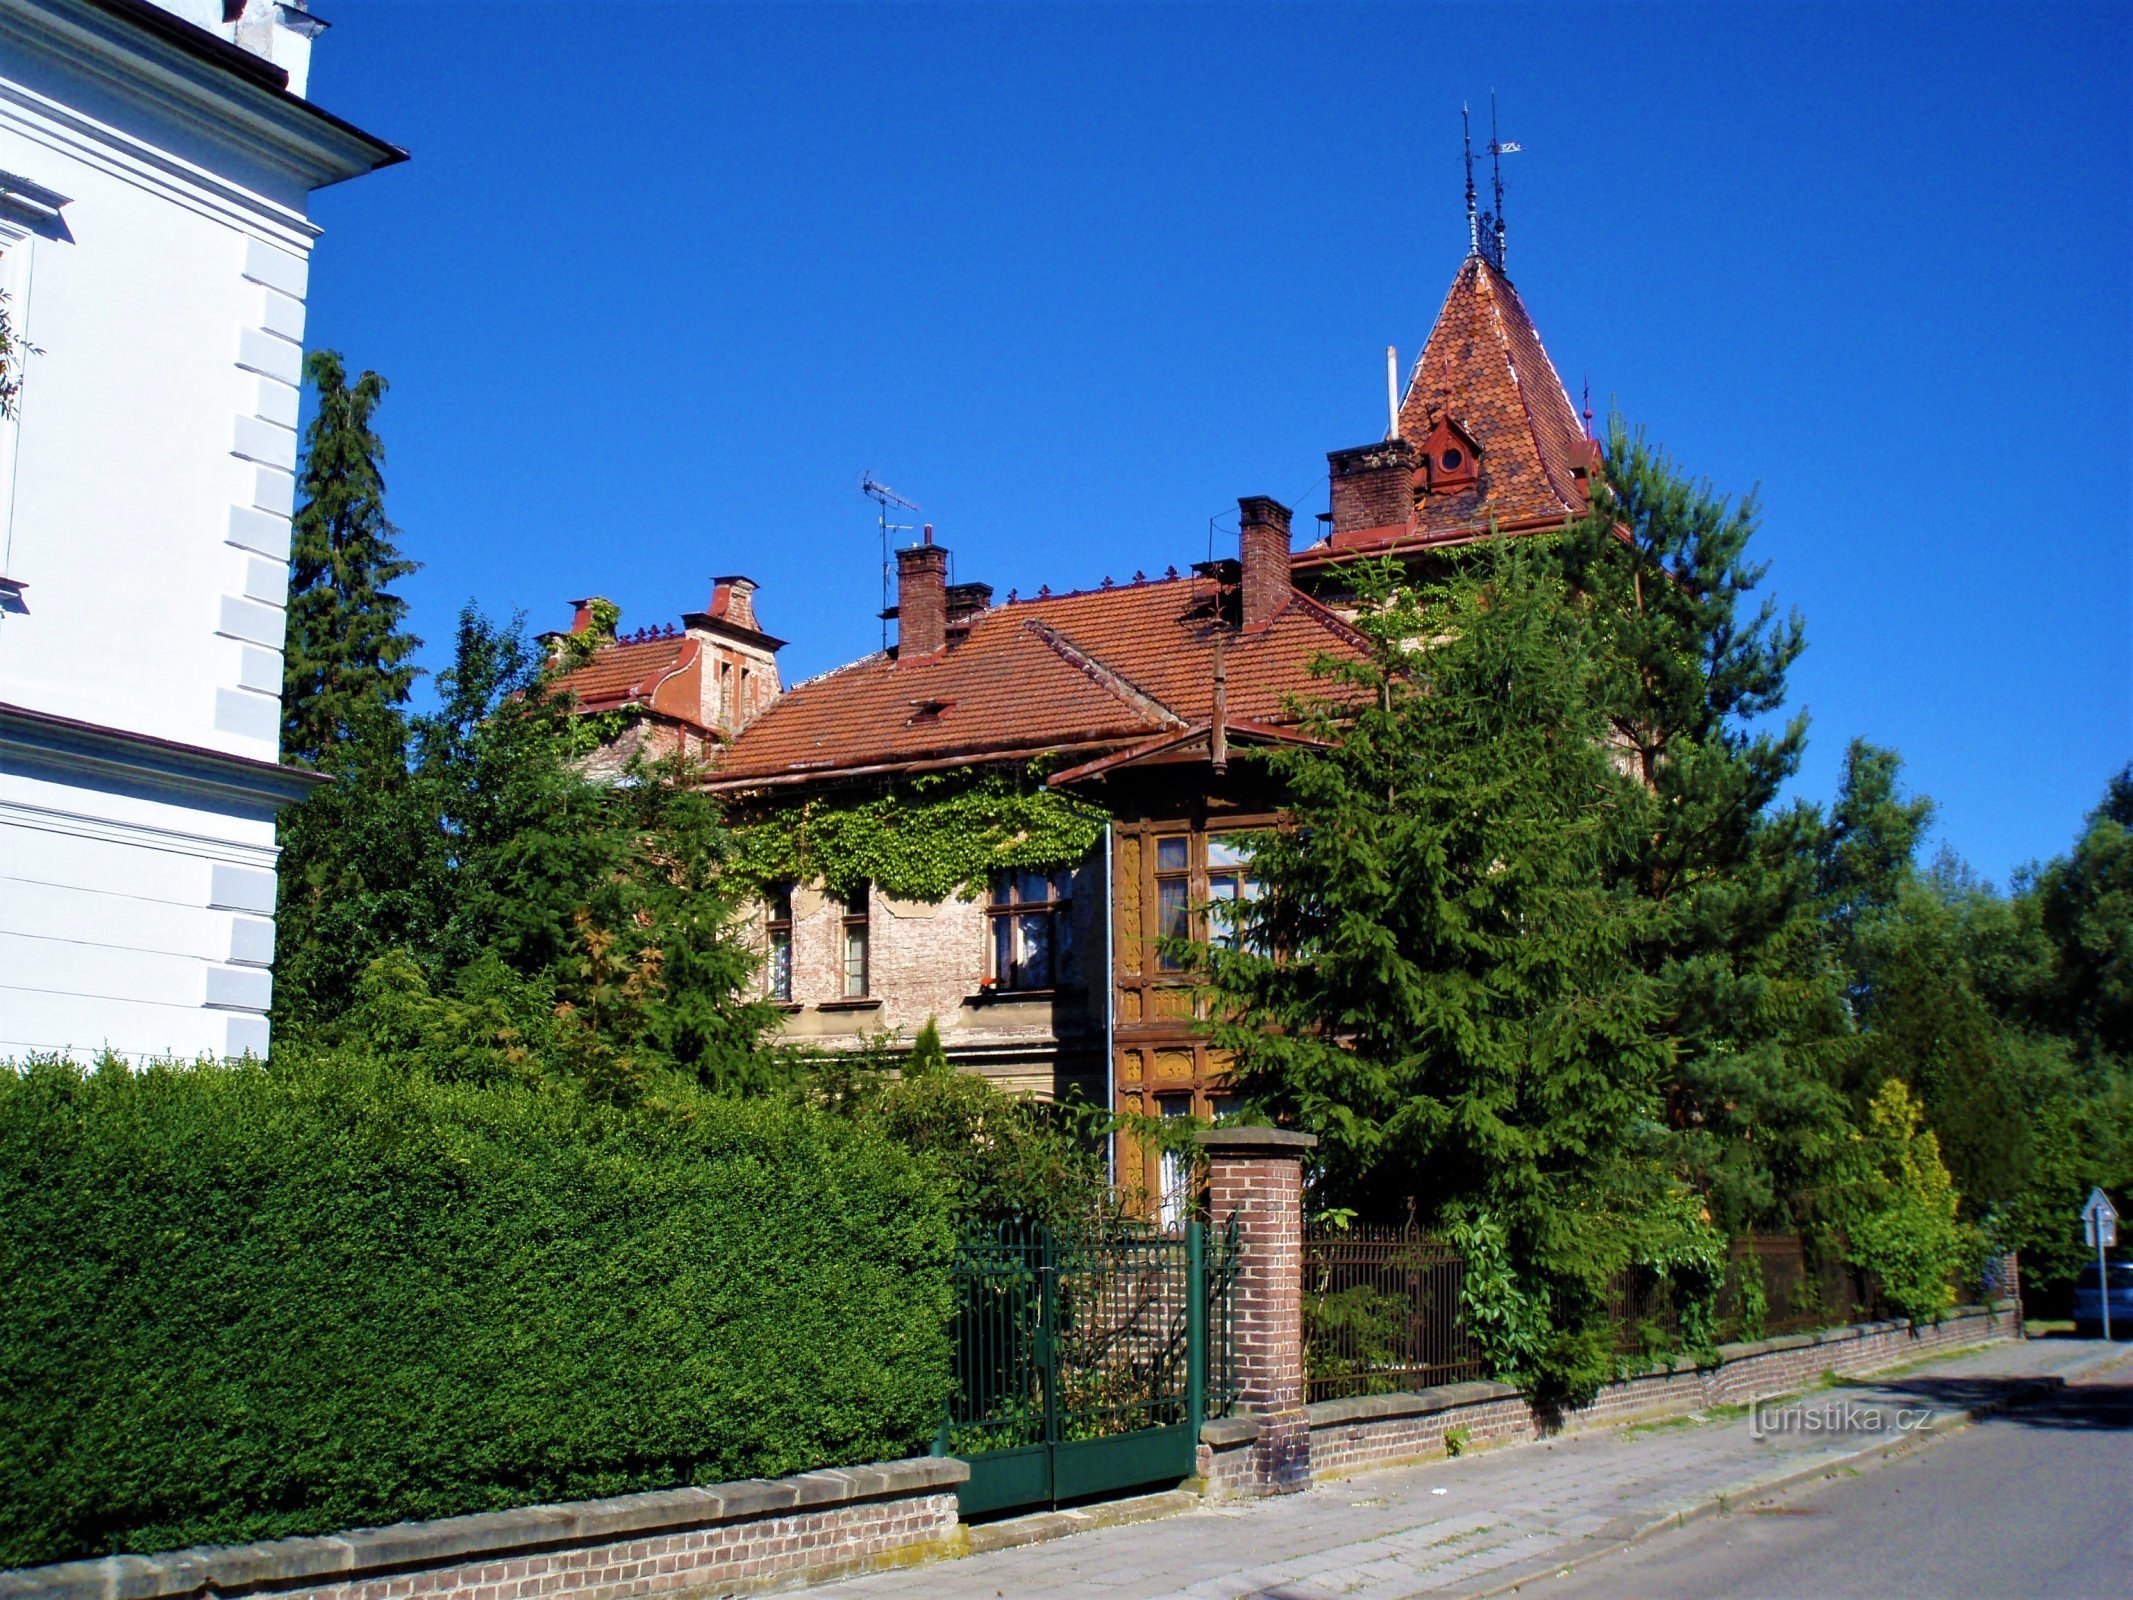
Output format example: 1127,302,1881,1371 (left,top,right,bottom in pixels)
1327,439,1416,548
894,526,949,658
1237,496,1293,632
